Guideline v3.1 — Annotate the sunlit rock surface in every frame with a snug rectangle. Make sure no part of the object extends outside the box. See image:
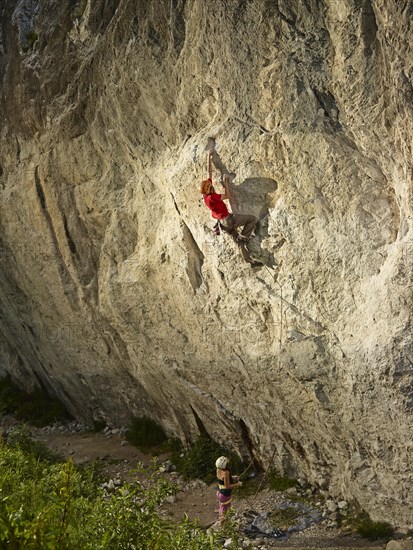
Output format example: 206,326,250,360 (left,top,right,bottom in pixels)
0,0,412,529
